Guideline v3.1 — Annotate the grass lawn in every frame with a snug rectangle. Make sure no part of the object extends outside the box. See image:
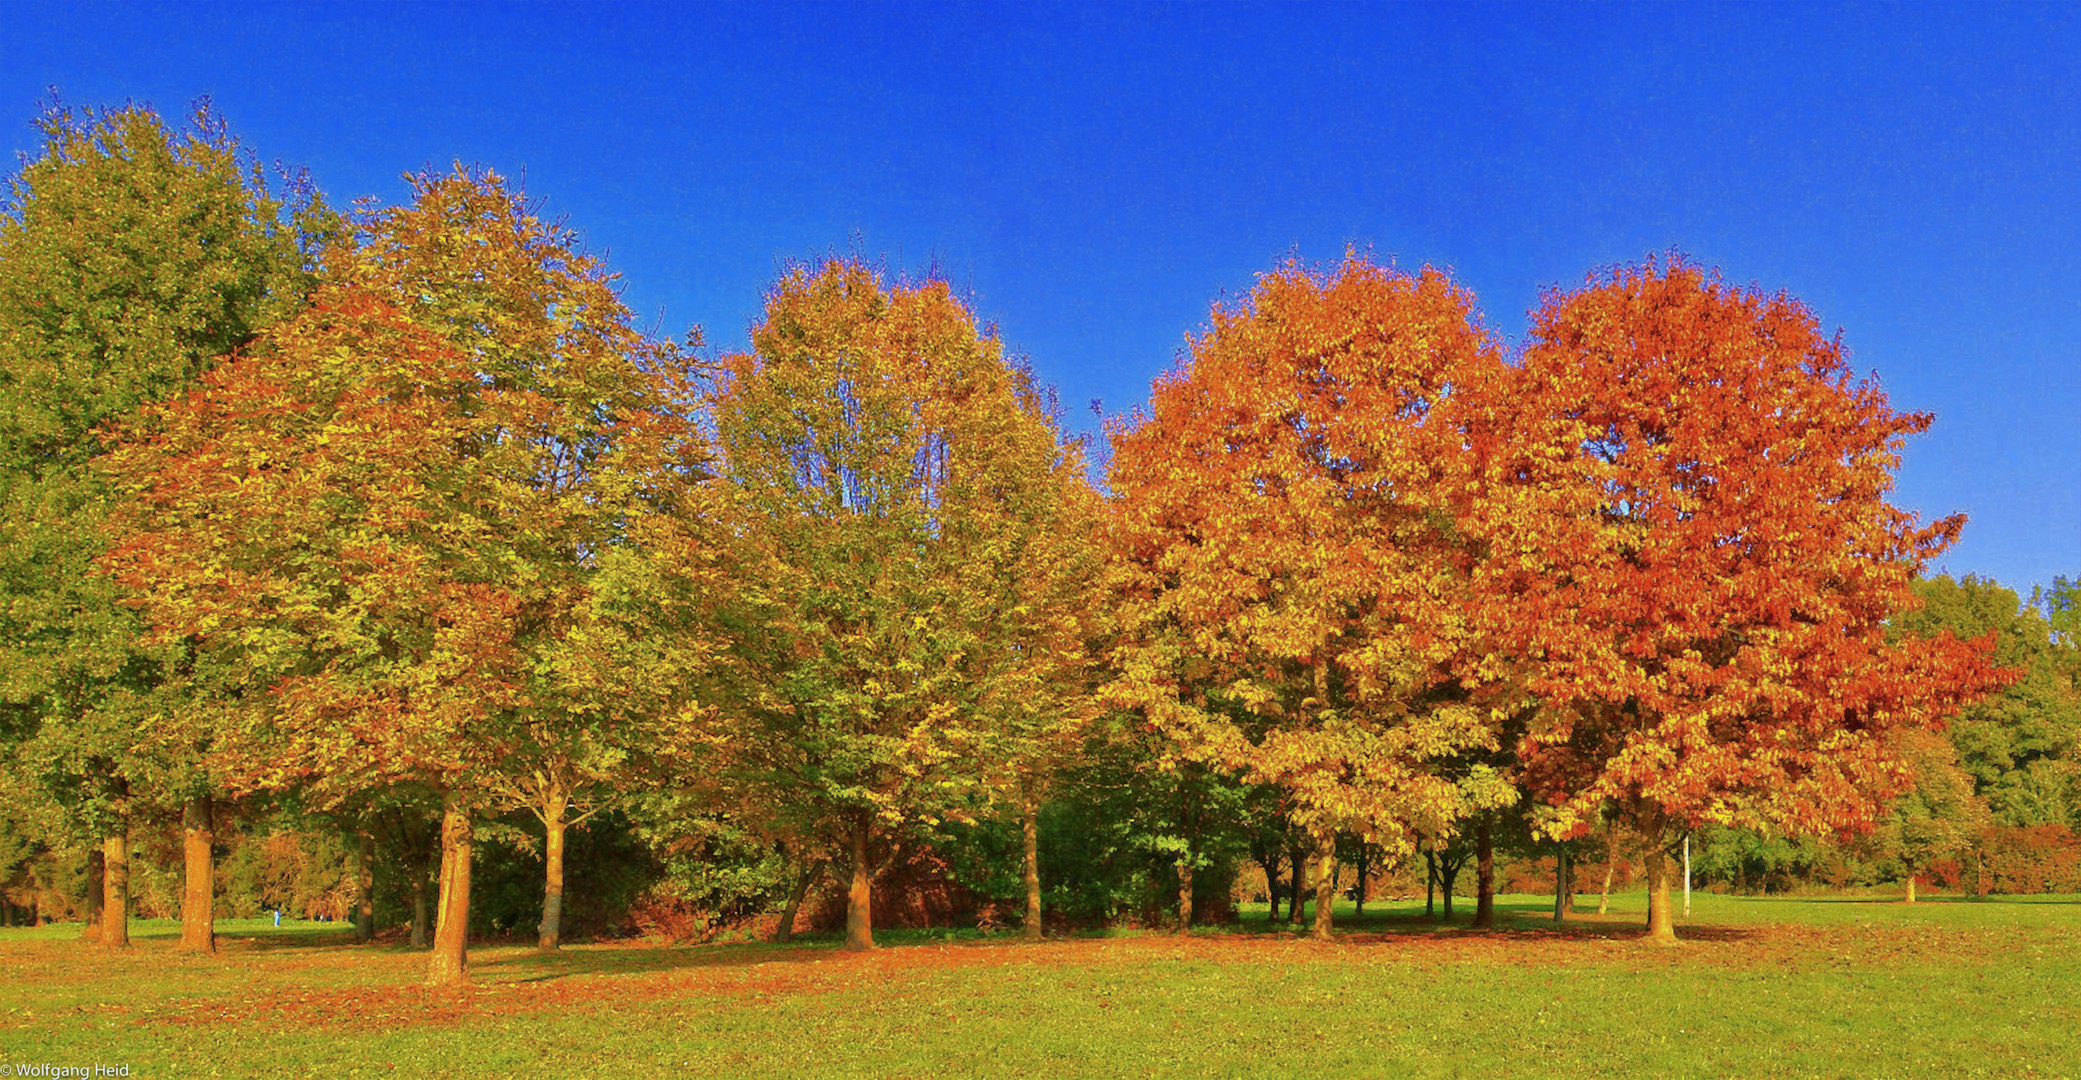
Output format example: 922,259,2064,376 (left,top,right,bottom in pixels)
3,893,2078,1079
